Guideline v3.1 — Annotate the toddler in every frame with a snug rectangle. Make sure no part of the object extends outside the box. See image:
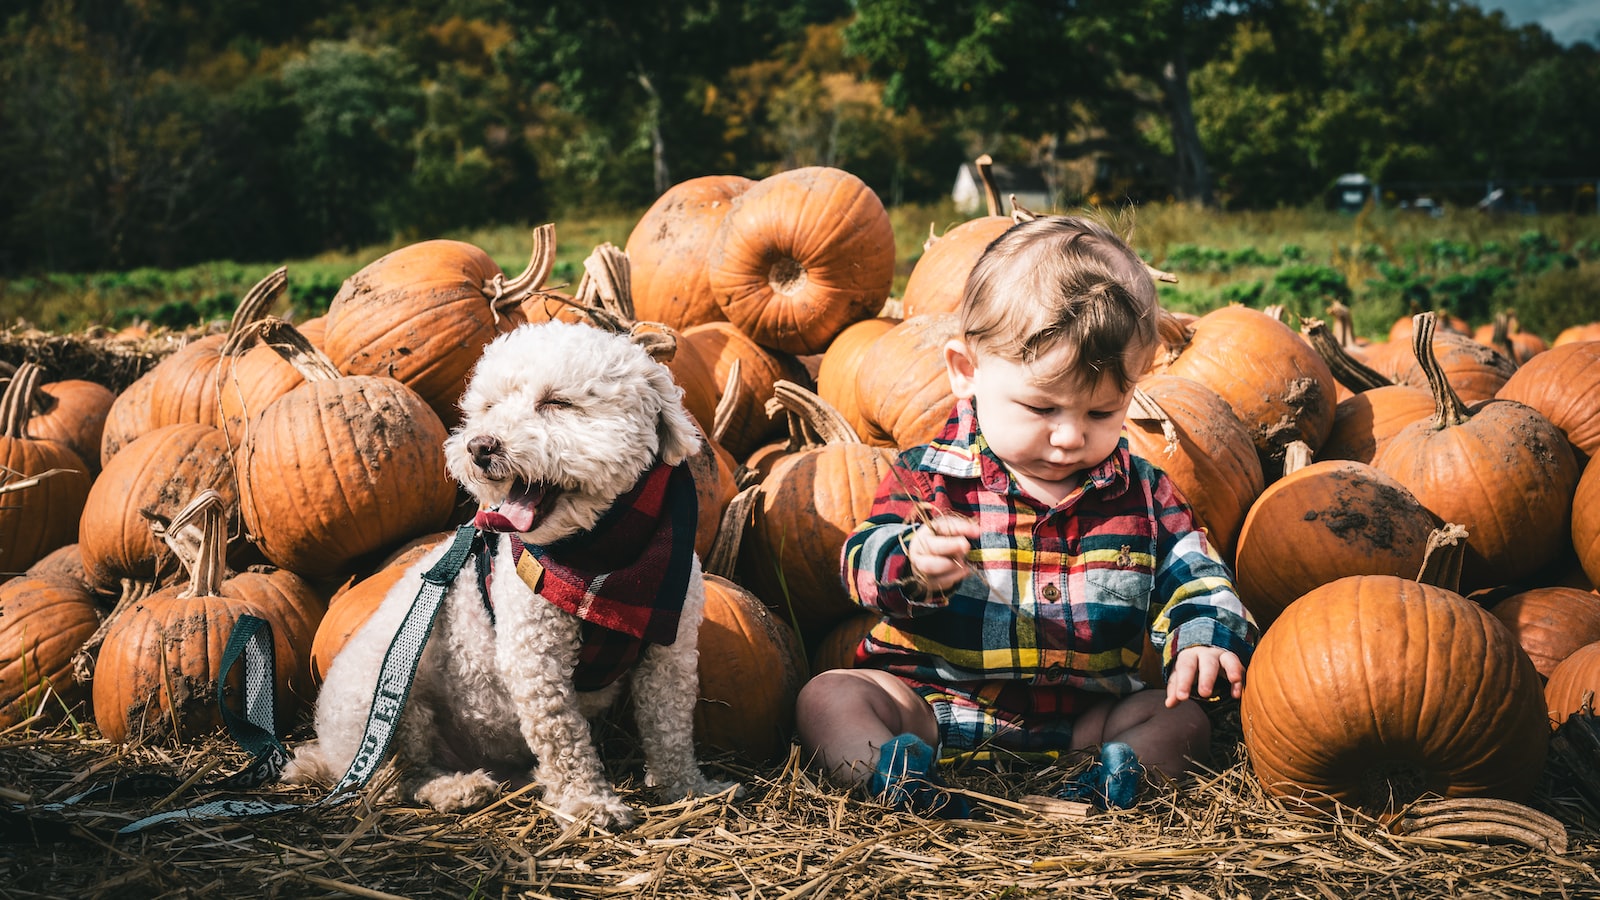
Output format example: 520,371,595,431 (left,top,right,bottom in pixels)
795,215,1257,816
